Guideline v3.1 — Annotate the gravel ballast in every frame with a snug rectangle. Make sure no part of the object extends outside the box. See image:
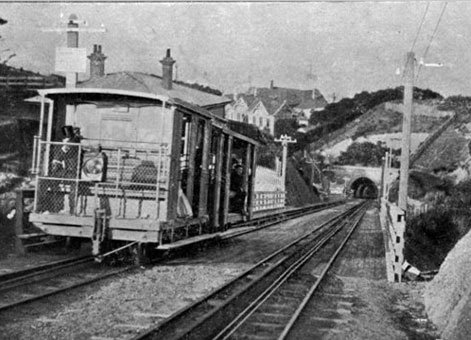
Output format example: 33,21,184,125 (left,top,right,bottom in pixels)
0,202,439,339
0,264,249,340
0,205,353,339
